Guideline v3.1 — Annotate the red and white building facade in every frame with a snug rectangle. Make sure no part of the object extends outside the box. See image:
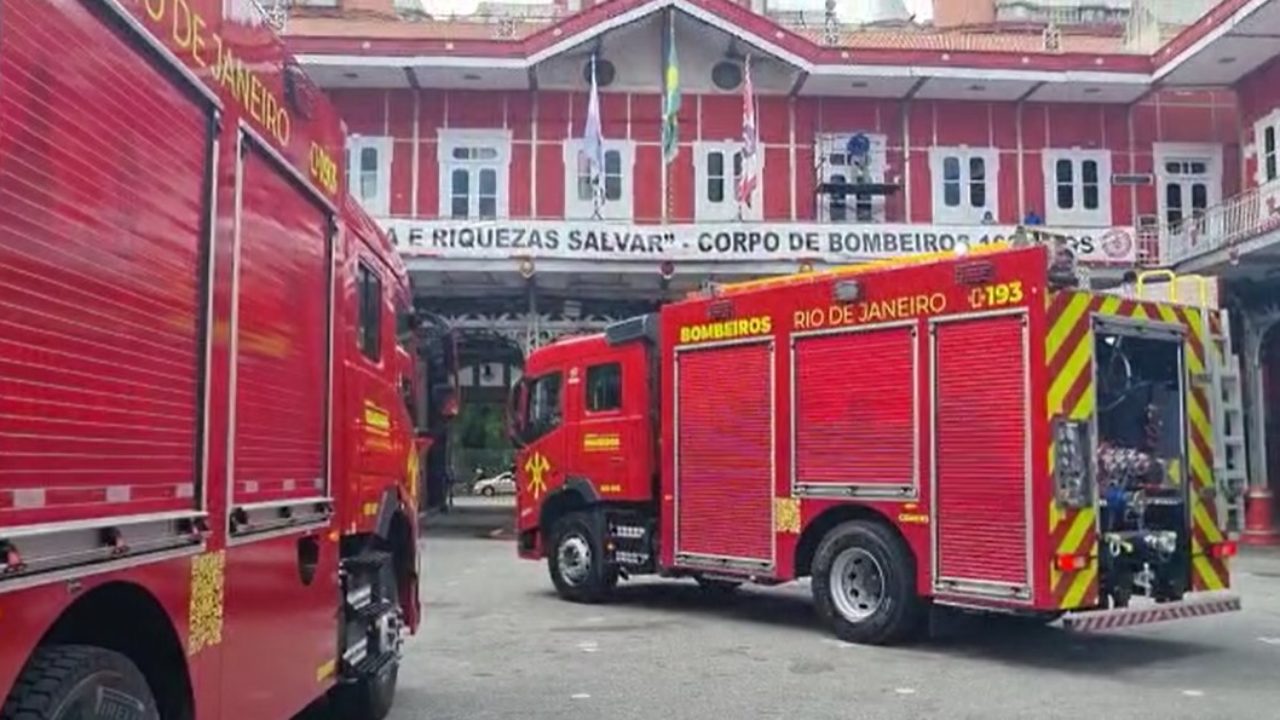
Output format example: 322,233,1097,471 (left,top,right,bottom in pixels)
286,0,1280,539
